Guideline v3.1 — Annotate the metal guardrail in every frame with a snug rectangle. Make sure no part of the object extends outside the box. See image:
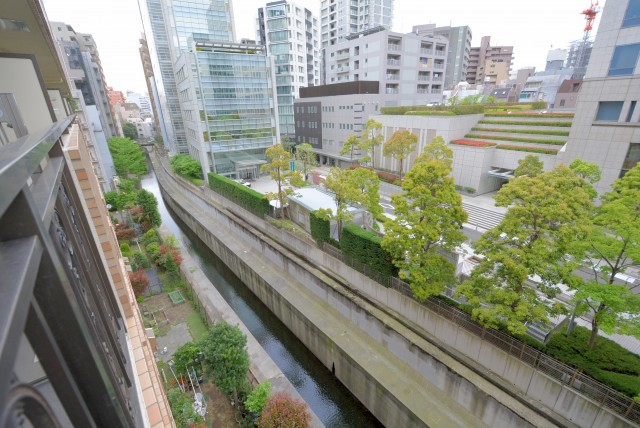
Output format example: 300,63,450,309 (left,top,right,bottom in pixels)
164,155,640,425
